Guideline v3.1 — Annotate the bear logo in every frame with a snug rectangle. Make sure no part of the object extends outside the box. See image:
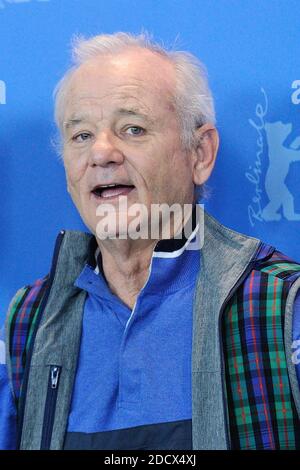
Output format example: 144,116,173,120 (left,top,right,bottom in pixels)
262,121,300,221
